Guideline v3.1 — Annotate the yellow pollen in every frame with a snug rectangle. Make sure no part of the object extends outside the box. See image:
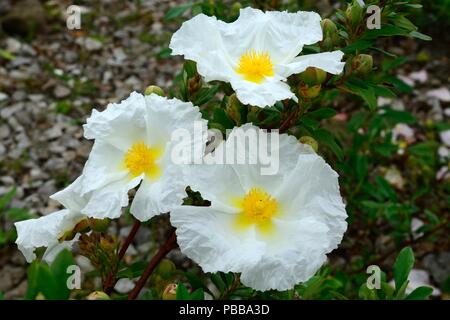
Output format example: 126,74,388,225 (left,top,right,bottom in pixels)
236,50,274,83
233,188,279,234
123,142,162,179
